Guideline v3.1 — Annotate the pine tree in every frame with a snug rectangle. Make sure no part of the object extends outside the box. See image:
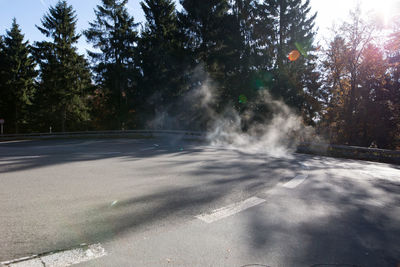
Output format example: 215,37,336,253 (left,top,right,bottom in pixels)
230,0,276,122
0,35,5,123
84,0,139,129
179,0,242,112
138,0,187,126
269,0,321,123
34,1,91,132
0,19,37,133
